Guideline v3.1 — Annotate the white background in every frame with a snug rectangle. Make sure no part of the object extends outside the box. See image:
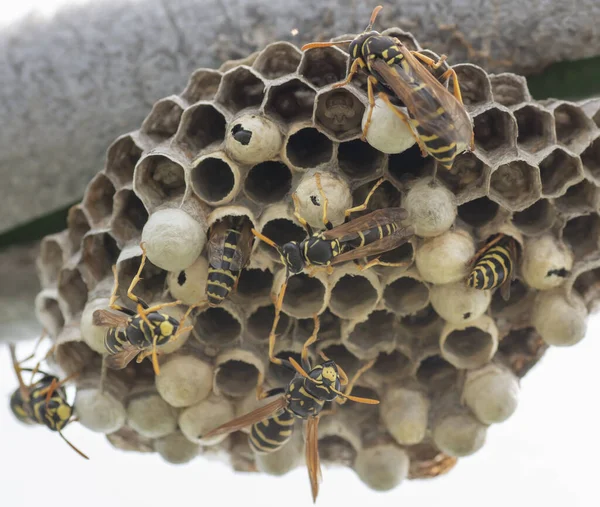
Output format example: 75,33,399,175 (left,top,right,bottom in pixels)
1,1,599,506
